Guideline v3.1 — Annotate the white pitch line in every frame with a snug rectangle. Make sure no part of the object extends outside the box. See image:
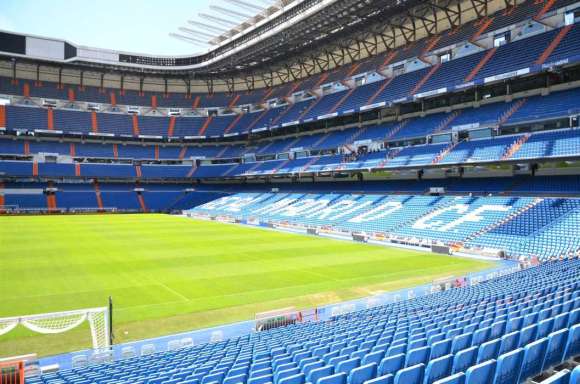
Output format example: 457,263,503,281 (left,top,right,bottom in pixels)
158,282,190,302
